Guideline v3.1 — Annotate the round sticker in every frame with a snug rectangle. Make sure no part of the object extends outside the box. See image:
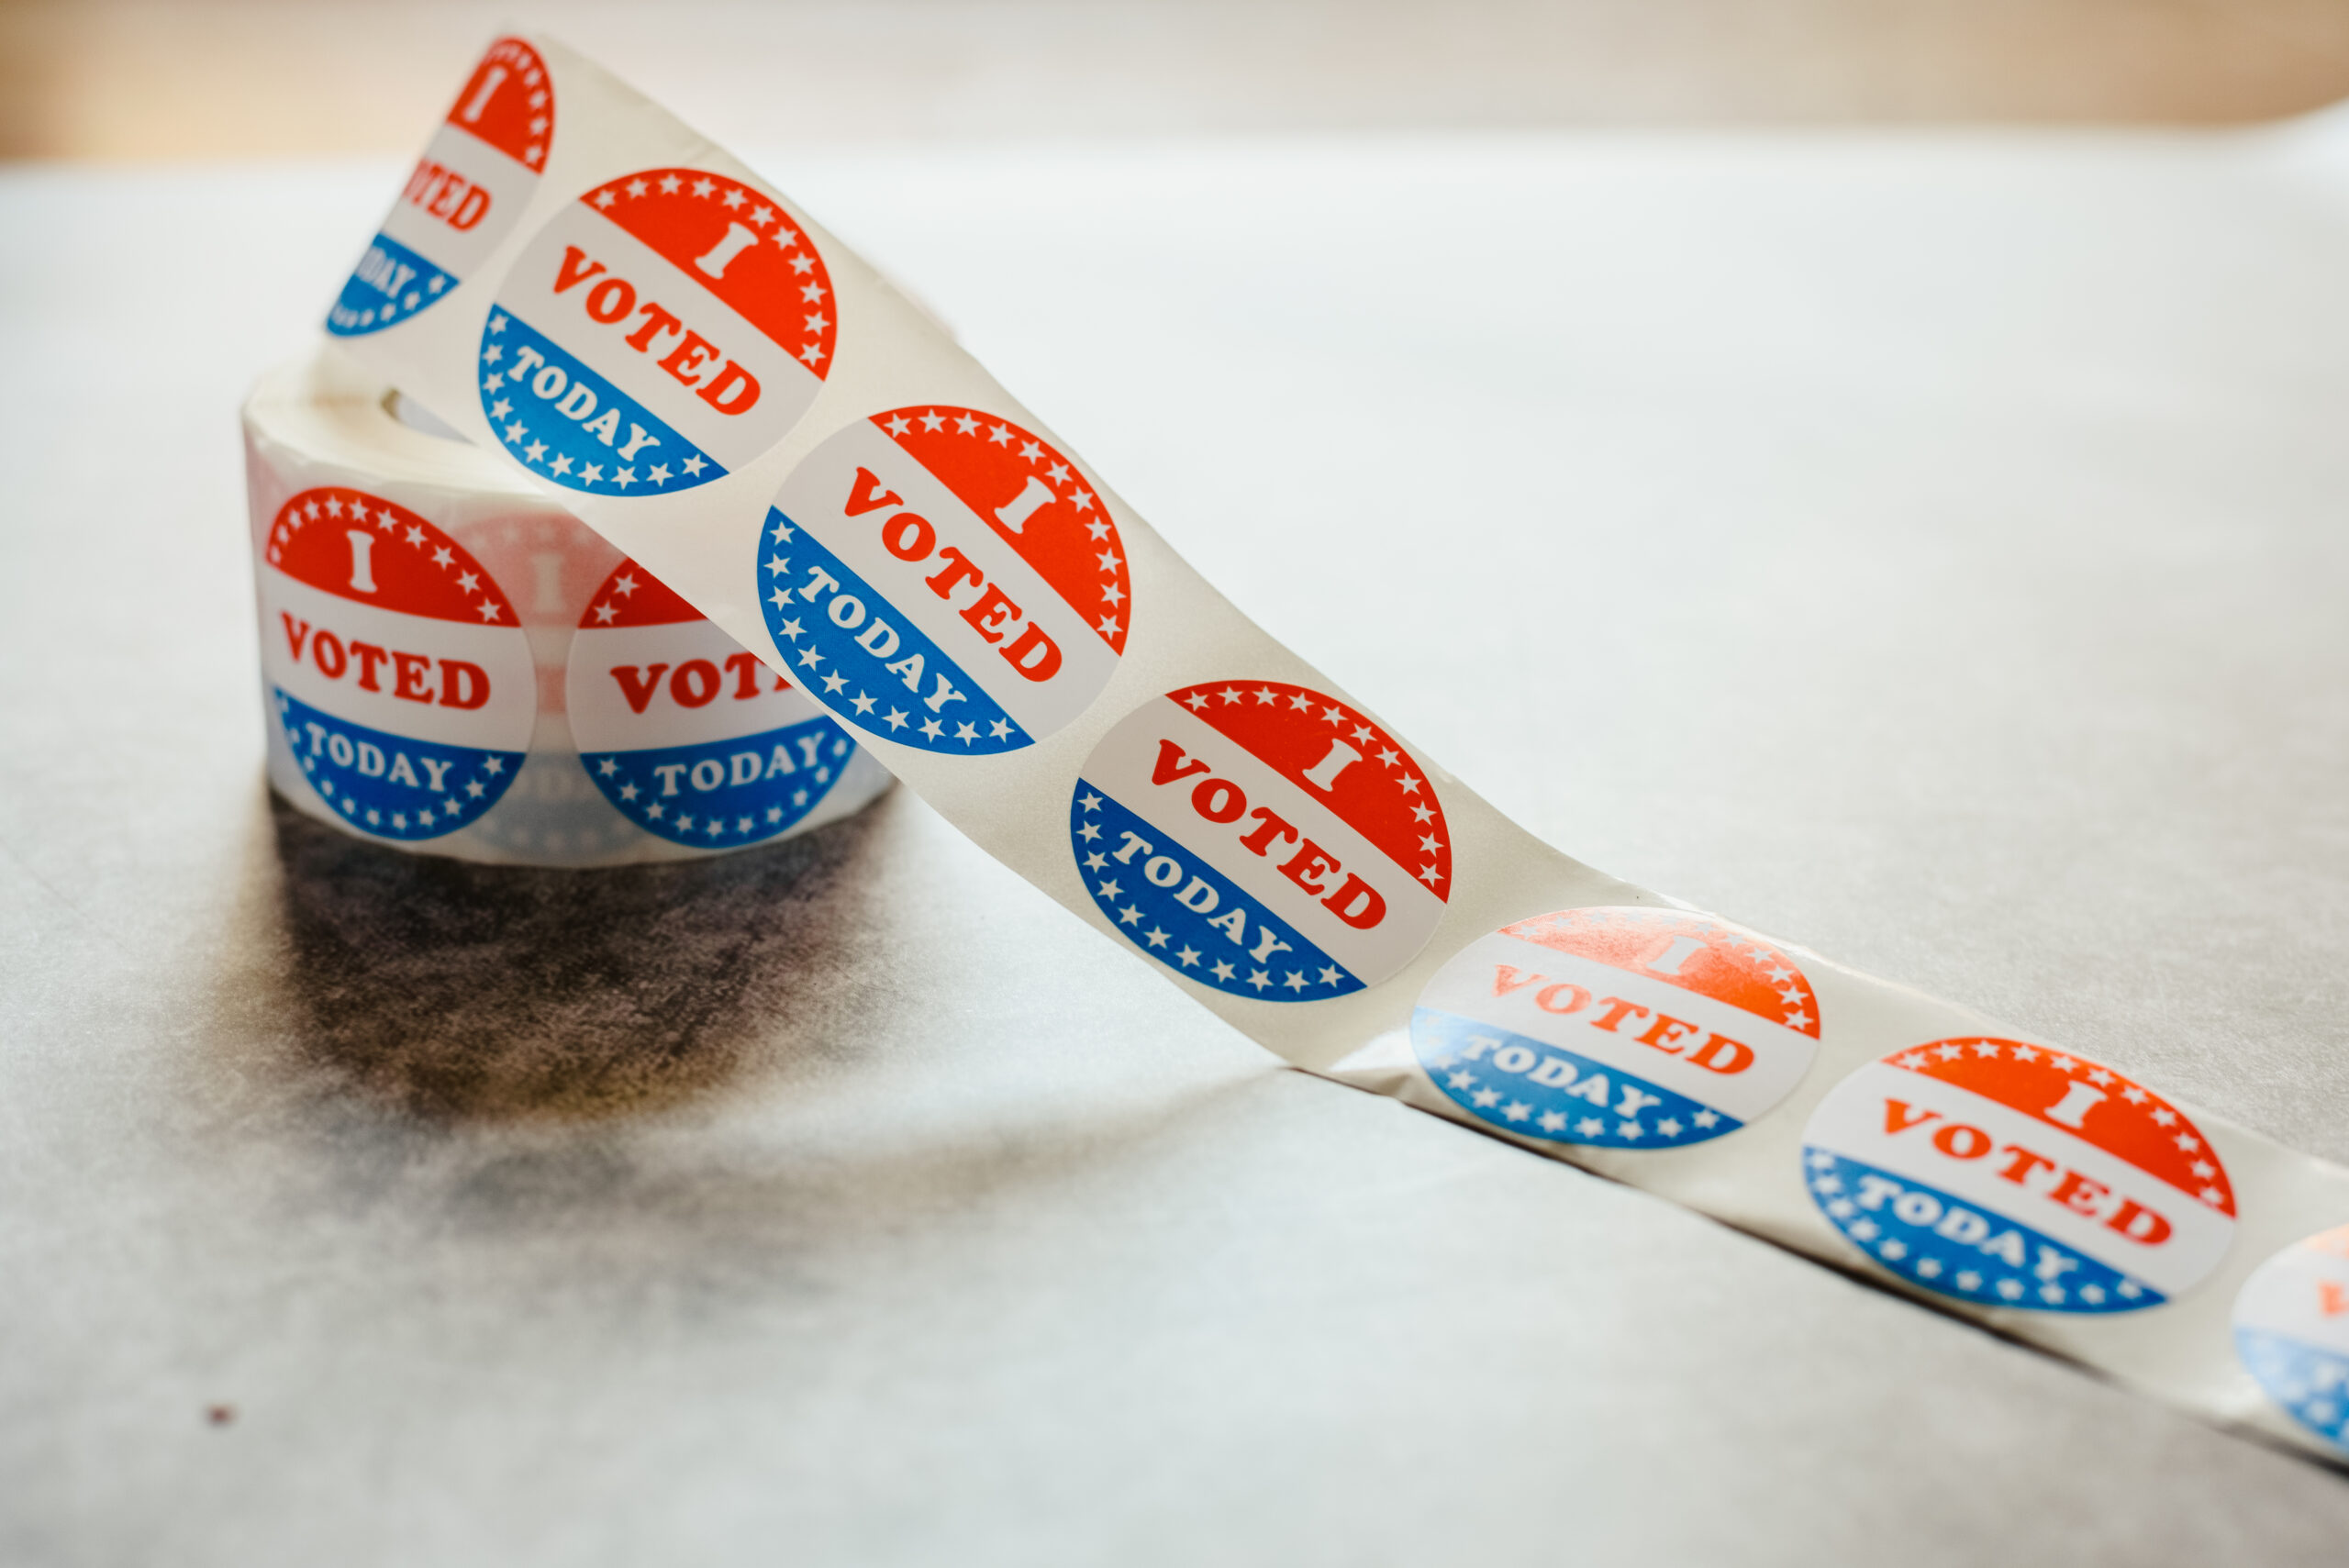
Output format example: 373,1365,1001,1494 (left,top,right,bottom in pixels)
566,559,858,847
1802,1040,2236,1313
1070,682,1447,999
481,167,835,495
1411,906,1820,1149
757,406,1128,754
2234,1227,2349,1451
328,38,551,336
258,487,535,840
